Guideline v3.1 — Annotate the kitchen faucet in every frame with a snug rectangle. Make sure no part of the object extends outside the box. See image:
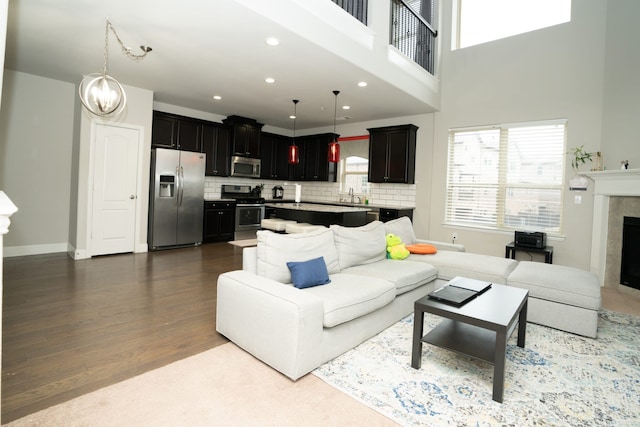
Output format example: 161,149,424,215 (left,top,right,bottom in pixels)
348,187,354,203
